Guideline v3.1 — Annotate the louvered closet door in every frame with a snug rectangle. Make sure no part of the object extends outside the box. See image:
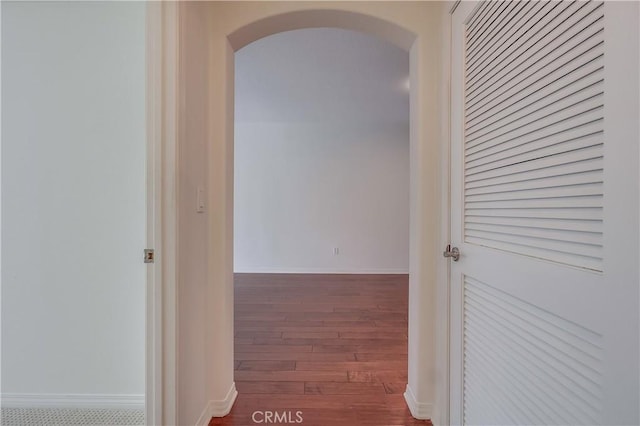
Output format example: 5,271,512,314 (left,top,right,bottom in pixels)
449,1,639,425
